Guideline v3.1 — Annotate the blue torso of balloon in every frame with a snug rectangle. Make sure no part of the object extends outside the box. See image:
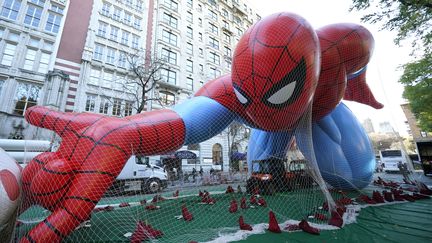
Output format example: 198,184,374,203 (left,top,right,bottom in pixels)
299,103,375,189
